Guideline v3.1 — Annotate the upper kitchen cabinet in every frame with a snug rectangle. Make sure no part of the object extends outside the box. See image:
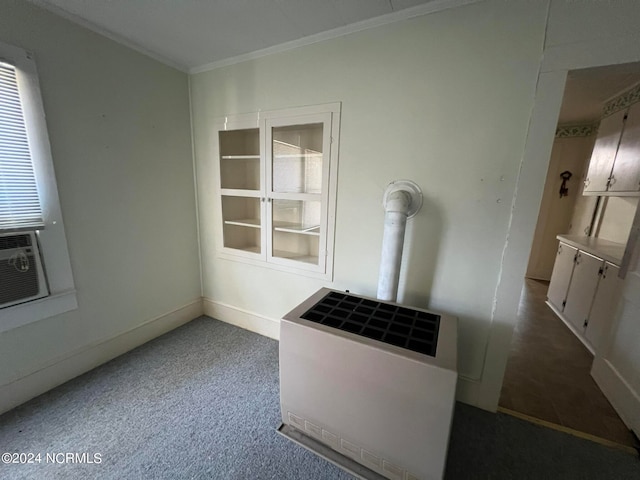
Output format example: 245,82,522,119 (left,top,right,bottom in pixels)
583,109,626,194
584,84,640,196
610,102,640,193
